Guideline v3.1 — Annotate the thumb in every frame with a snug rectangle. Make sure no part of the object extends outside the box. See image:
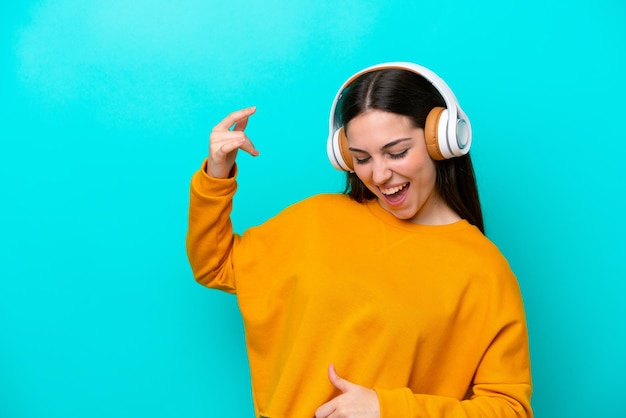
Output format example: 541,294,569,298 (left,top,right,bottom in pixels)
327,364,354,393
